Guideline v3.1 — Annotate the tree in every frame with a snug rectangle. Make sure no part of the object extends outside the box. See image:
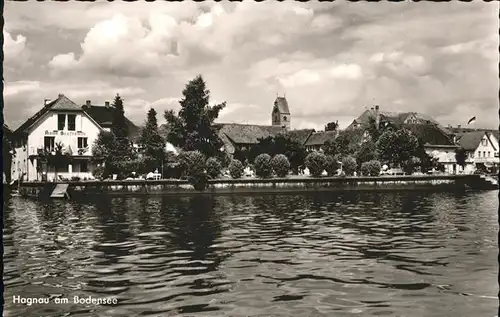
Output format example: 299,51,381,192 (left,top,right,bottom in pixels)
38,142,71,181
91,131,118,178
305,151,326,177
248,134,306,174
111,94,133,158
138,108,166,173
376,128,419,168
271,154,291,177
164,75,226,158
455,147,467,169
355,139,377,168
323,130,362,158
325,121,338,131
